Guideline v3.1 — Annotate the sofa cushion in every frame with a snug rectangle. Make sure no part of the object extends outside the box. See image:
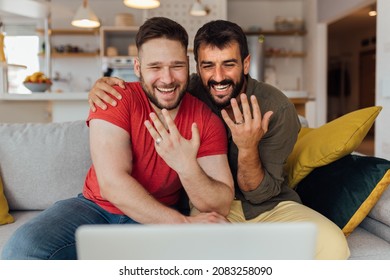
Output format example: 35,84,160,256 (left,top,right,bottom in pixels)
0,211,41,251
285,106,382,188
360,216,390,244
0,121,92,210
367,185,390,229
0,175,14,225
295,154,390,236
347,227,390,260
